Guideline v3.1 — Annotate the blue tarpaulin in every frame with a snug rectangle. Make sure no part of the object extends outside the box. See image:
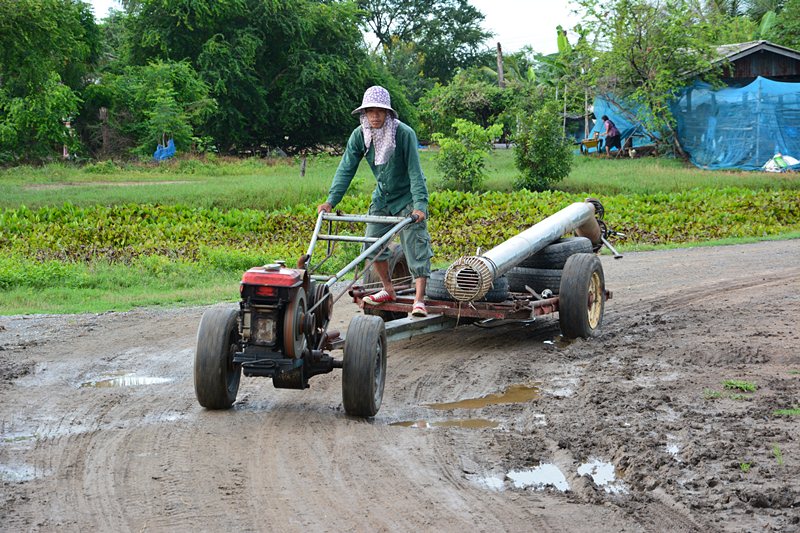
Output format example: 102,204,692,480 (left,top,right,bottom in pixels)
671,77,800,170
154,138,176,161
